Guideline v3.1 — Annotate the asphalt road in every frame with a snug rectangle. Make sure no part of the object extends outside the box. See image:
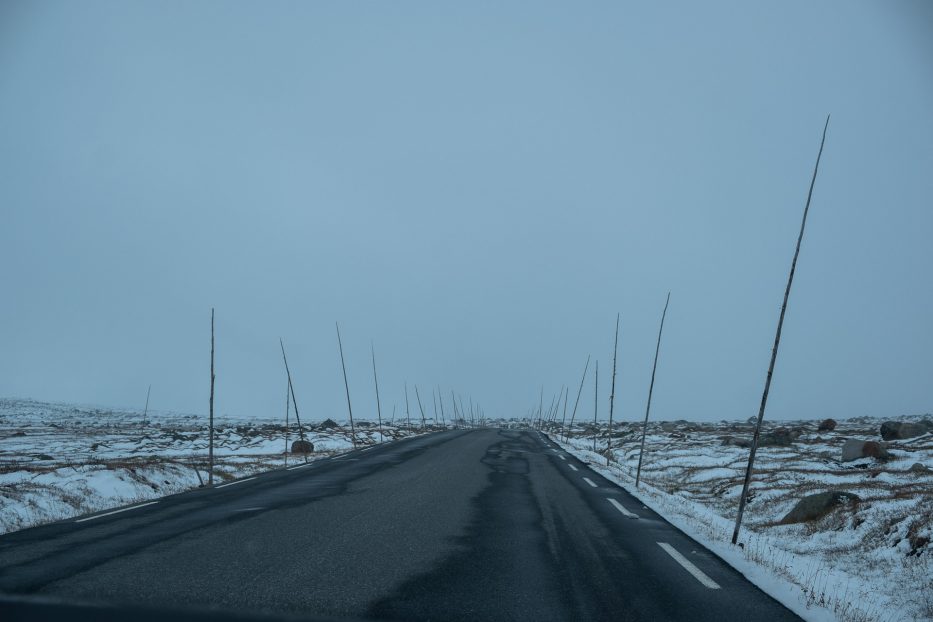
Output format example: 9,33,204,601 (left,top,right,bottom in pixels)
0,428,800,621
